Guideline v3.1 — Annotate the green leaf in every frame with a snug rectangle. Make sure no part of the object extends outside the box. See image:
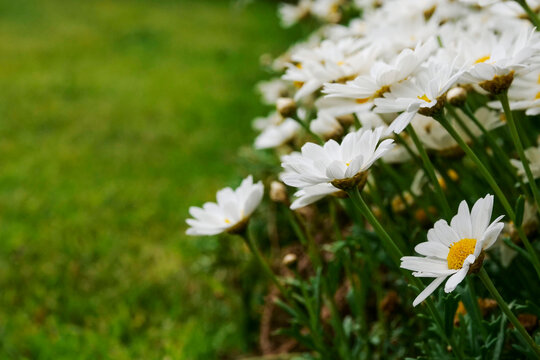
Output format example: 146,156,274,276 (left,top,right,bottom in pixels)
515,195,525,227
